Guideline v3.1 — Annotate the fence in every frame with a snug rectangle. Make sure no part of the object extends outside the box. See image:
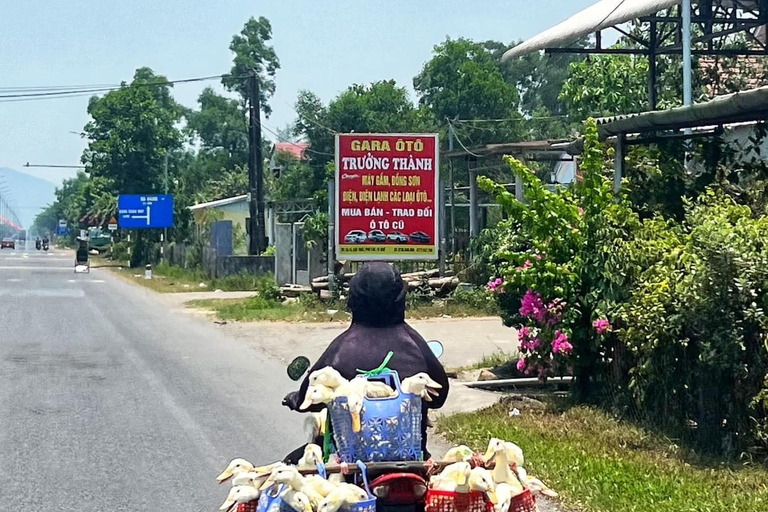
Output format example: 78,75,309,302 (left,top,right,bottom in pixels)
202,247,274,279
